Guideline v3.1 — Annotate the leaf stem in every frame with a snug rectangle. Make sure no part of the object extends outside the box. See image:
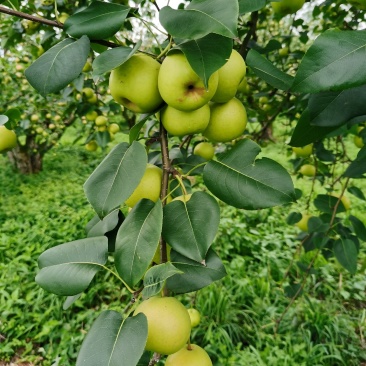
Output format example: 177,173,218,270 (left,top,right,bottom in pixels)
100,265,135,294
159,122,171,296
